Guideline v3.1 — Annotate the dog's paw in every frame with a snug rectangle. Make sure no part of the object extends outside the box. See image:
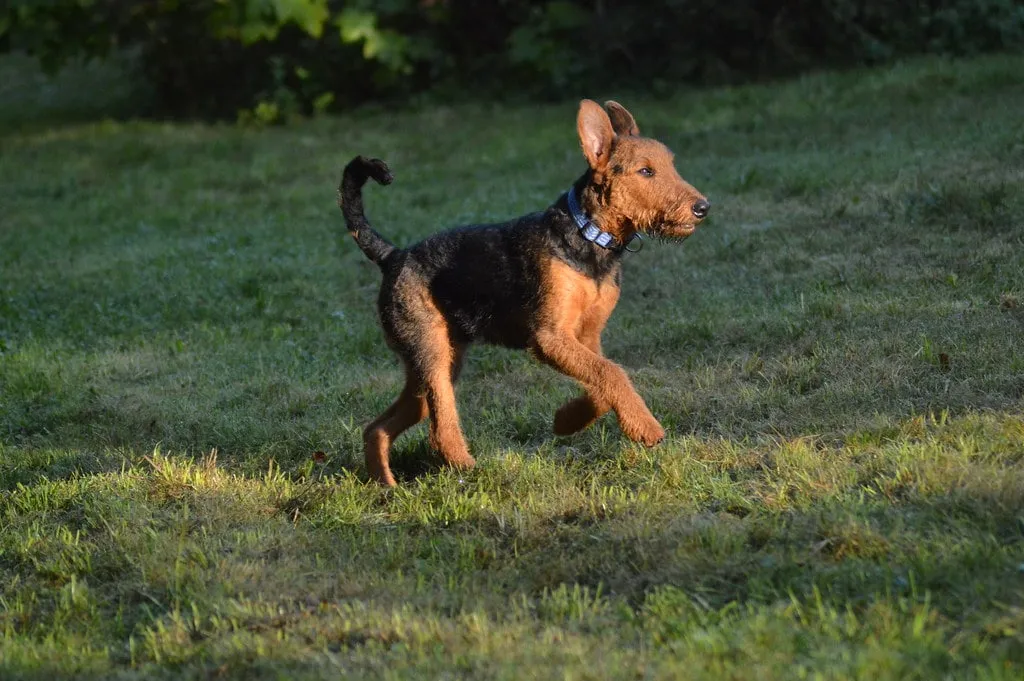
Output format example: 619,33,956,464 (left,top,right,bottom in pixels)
638,424,666,447
430,435,476,471
553,396,601,436
444,452,476,471
621,416,665,448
